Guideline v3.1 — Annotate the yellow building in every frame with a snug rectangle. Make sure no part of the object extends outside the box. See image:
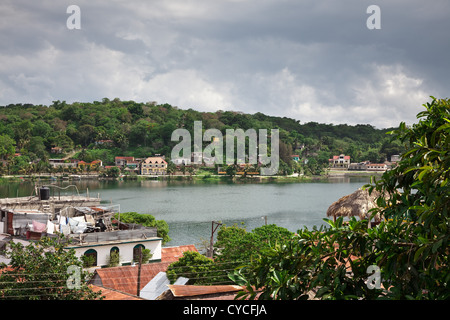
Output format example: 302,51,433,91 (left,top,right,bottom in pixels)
140,157,167,175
